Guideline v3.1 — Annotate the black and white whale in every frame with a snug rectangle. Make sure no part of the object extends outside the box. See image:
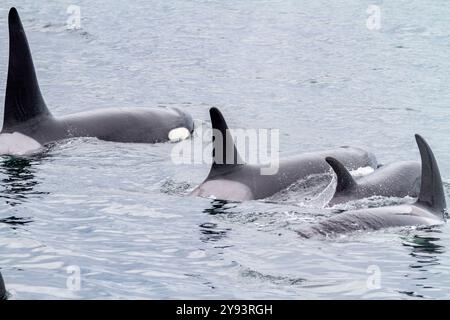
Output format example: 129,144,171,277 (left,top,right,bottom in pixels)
325,157,421,206
0,271,6,300
0,8,193,155
296,135,446,238
191,107,377,201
